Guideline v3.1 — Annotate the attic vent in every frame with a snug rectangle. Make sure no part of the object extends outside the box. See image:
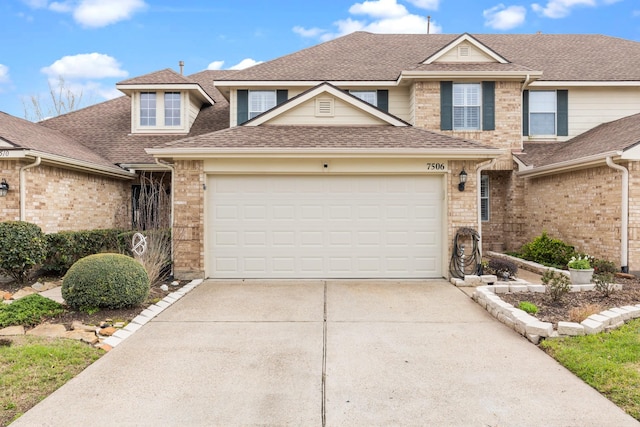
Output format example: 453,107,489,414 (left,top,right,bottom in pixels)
315,98,334,117
458,46,470,57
